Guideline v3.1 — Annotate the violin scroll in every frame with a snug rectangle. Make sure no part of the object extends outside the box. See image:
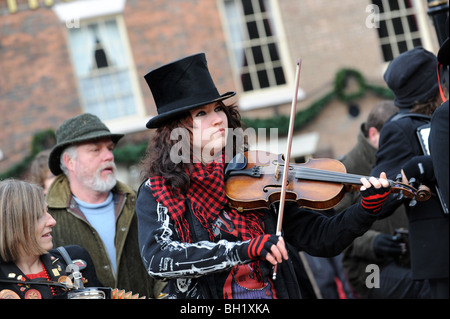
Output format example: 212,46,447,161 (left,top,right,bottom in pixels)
390,180,431,204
